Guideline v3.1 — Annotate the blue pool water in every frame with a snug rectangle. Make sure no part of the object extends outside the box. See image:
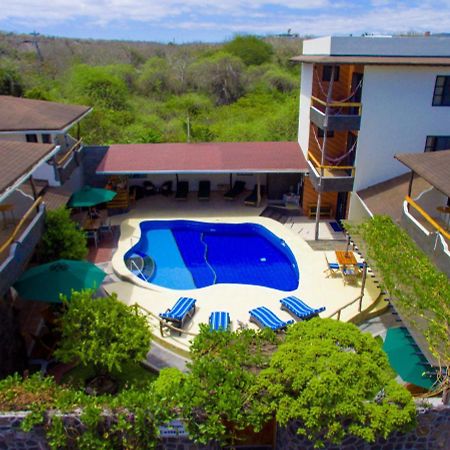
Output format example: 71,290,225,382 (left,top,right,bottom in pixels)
124,220,299,291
